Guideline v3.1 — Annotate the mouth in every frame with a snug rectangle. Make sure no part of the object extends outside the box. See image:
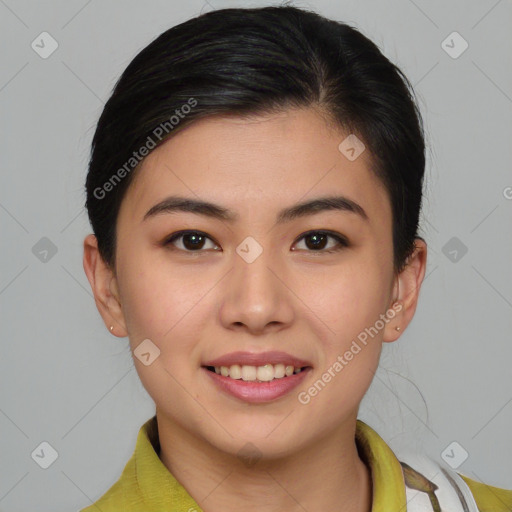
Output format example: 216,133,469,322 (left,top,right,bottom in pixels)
203,363,311,383
201,351,313,402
